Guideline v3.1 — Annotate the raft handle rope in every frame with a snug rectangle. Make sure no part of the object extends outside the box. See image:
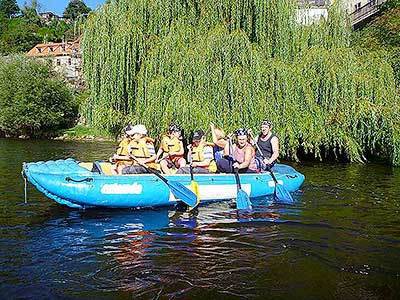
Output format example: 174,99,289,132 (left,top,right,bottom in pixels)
65,177,94,183
286,174,298,179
